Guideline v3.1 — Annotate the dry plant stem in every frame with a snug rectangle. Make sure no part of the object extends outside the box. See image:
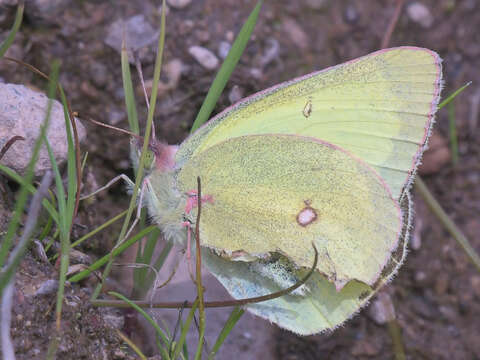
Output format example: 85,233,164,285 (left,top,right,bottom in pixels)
415,177,480,271
92,245,319,309
0,136,25,161
381,0,405,49
1,282,14,360
116,329,147,360
387,320,407,360
194,177,206,360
